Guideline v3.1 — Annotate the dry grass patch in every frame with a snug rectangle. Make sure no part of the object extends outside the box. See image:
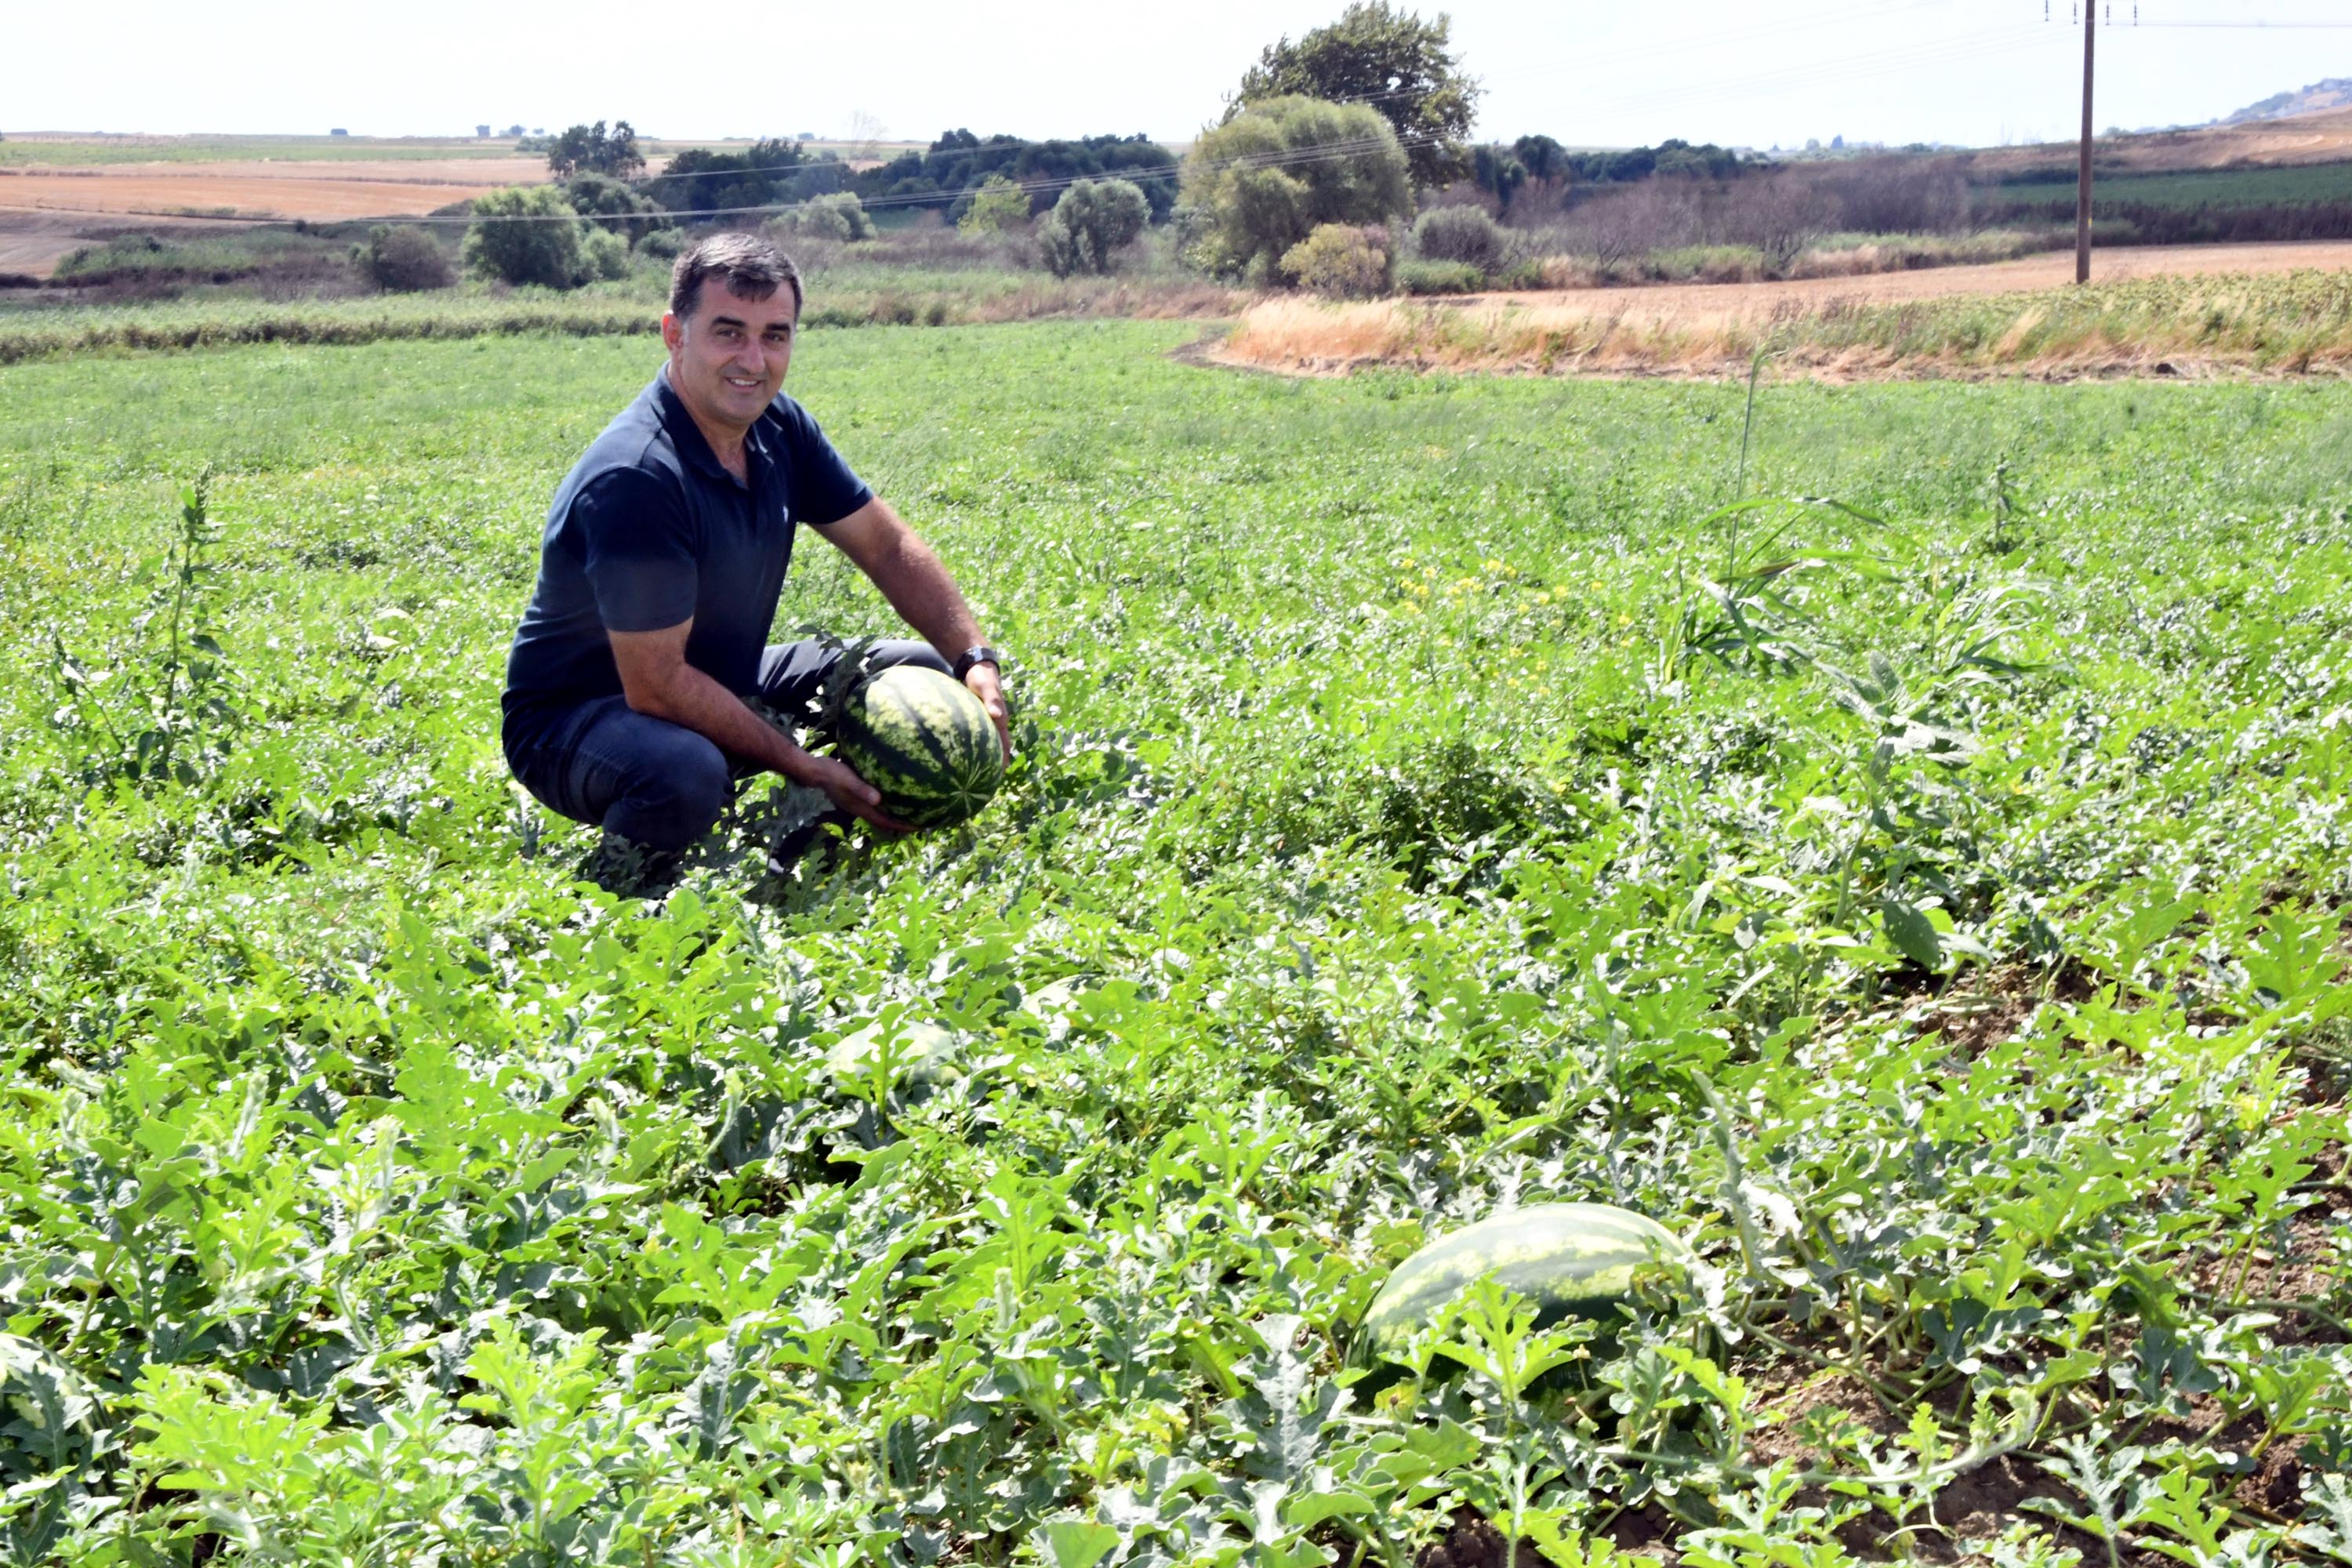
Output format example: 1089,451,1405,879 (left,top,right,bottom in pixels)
1219,267,2352,382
